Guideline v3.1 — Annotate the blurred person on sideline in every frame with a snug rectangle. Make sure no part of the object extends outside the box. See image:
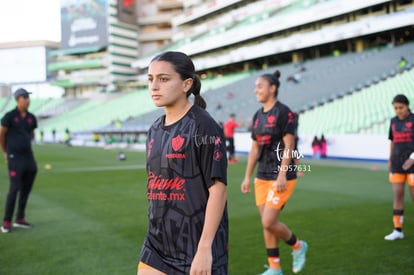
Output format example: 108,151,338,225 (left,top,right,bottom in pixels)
64,128,72,146
398,56,407,71
224,113,243,164
52,128,56,143
241,70,308,275
311,136,321,159
137,51,228,275
385,94,414,241
320,134,327,158
0,88,38,233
